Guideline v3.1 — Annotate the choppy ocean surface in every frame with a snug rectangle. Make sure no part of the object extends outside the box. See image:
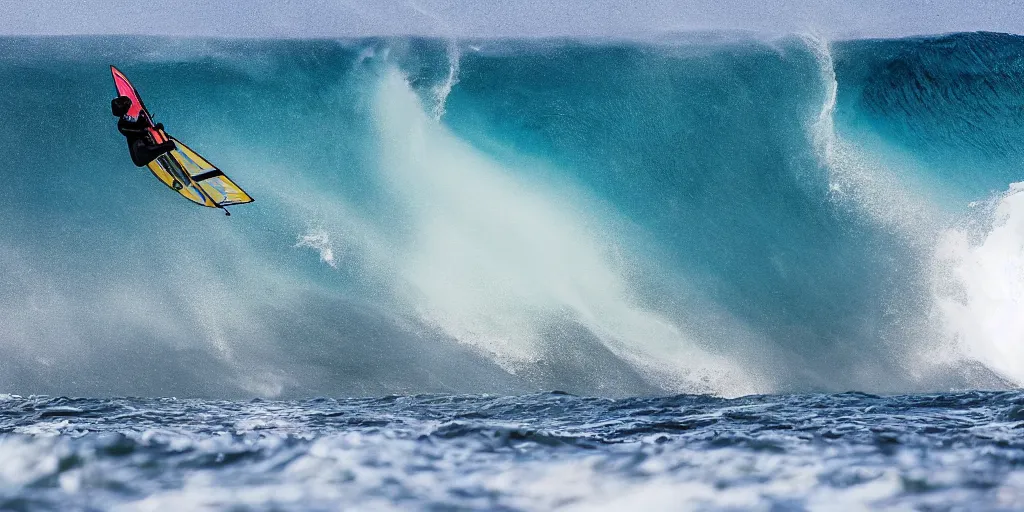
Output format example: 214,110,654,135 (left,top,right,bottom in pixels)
2,392,1024,511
